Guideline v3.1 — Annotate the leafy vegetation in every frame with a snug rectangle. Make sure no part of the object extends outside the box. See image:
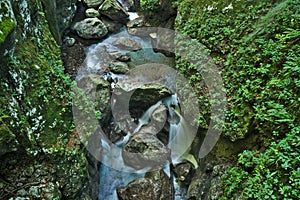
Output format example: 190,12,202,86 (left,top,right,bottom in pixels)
174,0,300,198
